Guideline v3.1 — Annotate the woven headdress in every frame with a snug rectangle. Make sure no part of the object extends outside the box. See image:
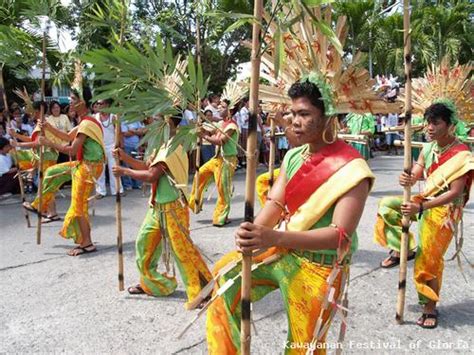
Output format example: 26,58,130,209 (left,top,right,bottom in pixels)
258,6,401,115
221,80,247,110
410,57,473,124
